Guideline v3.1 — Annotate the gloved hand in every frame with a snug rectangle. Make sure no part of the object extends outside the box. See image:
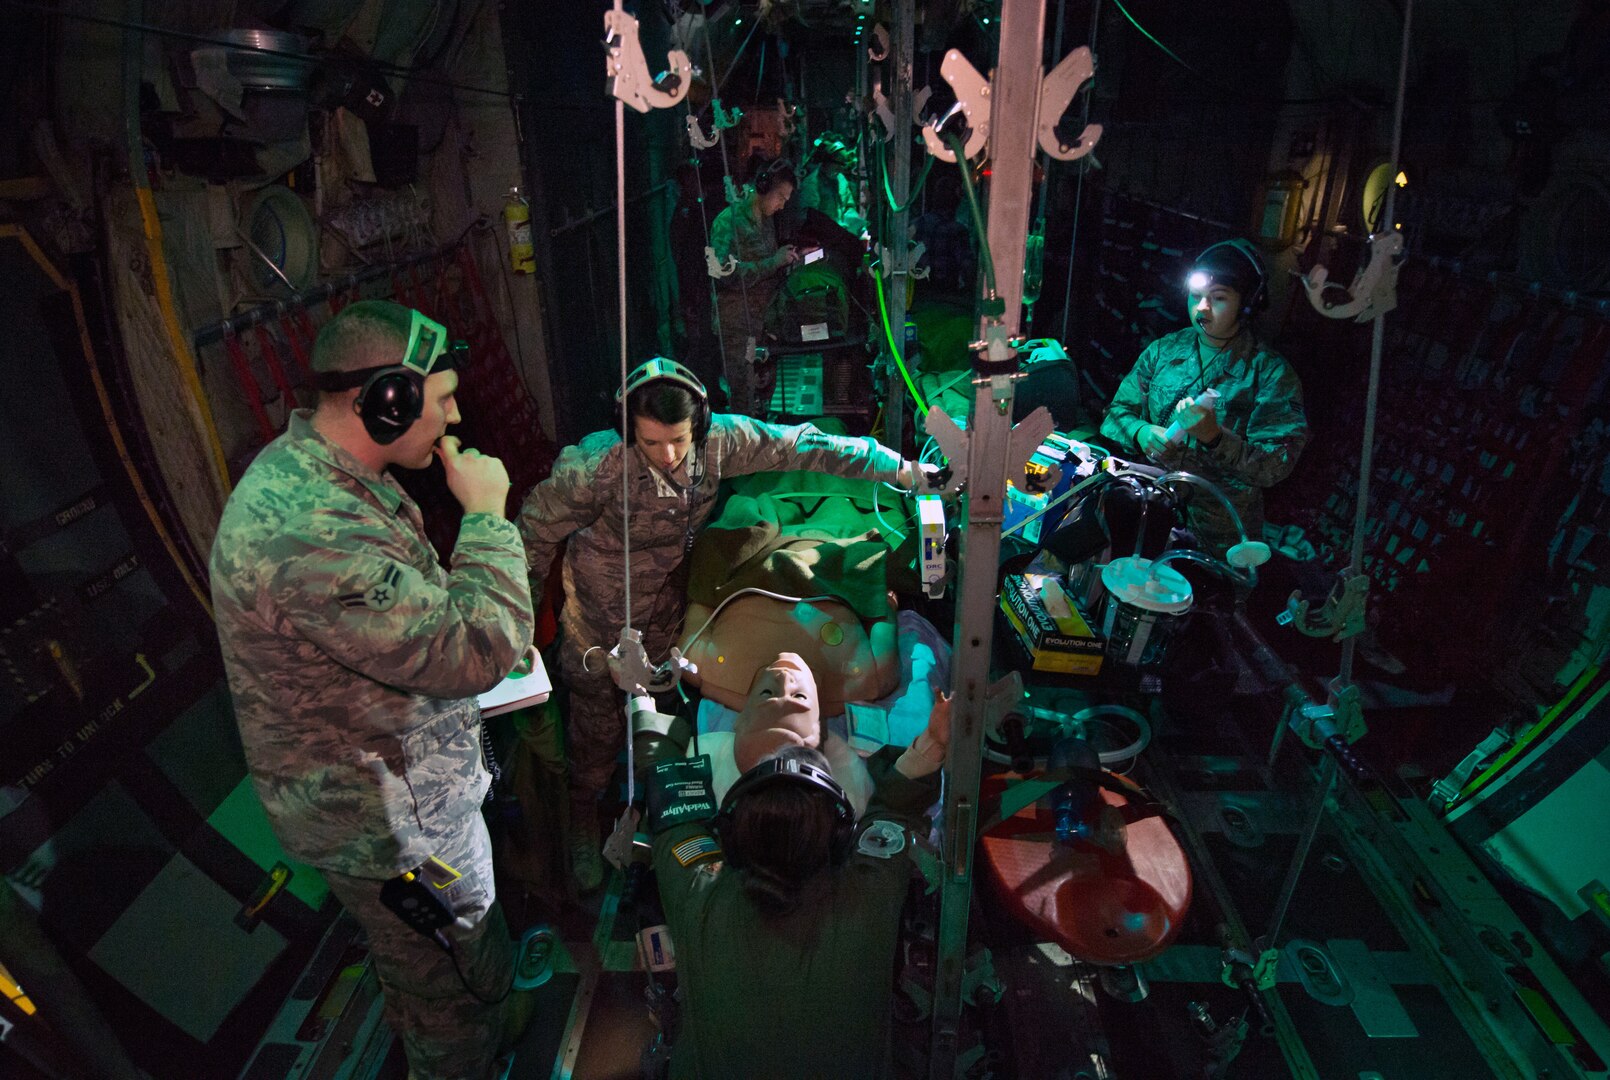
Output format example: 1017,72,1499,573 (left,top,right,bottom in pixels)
644,755,719,834
896,460,942,492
